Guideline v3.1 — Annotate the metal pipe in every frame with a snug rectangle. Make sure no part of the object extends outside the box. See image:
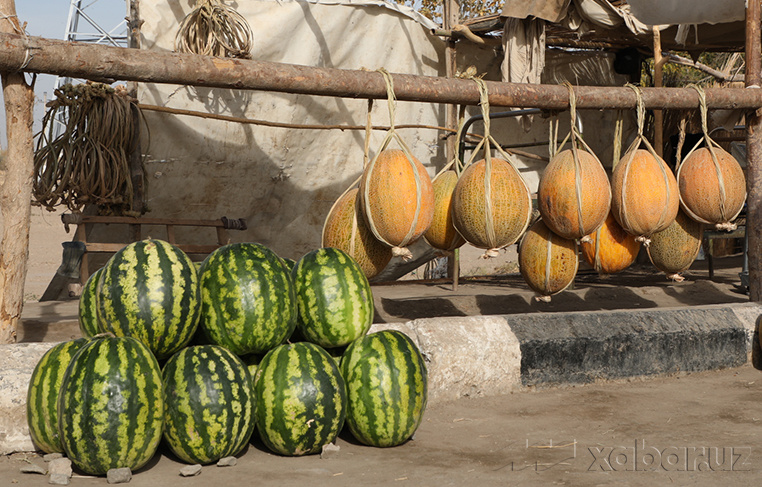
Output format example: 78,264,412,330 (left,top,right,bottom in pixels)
2,33,762,110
